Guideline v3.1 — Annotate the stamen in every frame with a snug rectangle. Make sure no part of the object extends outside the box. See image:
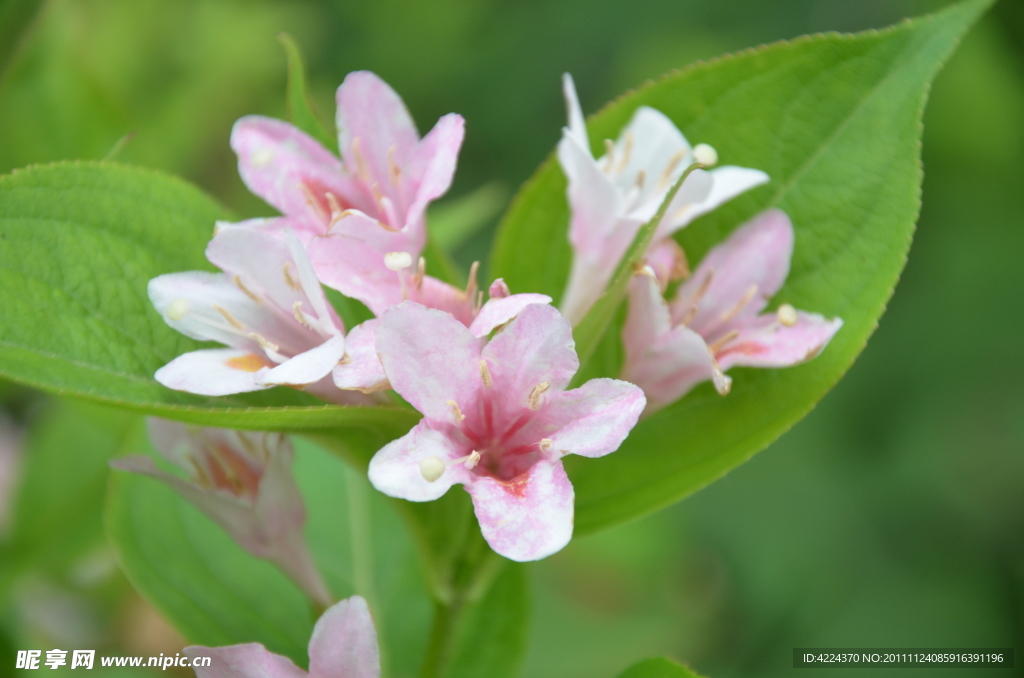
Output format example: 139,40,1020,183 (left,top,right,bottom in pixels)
690,270,715,307
338,353,352,365
299,183,329,222
233,275,261,304
679,303,698,326
292,301,316,330
351,137,371,182
461,451,481,470
720,284,758,322
602,139,616,171
707,330,740,355
214,305,245,330
325,192,344,221
777,303,798,327
385,251,413,271
634,169,646,191
463,261,480,301
388,145,401,186
539,438,553,453
248,332,280,354
693,143,718,167
528,382,550,411
616,131,634,173
328,209,356,230
479,360,492,388
710,356,732,395
419,456,446,483
283,262,302,291
166,298,190,321
658,149,687,188
446,399,465,422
